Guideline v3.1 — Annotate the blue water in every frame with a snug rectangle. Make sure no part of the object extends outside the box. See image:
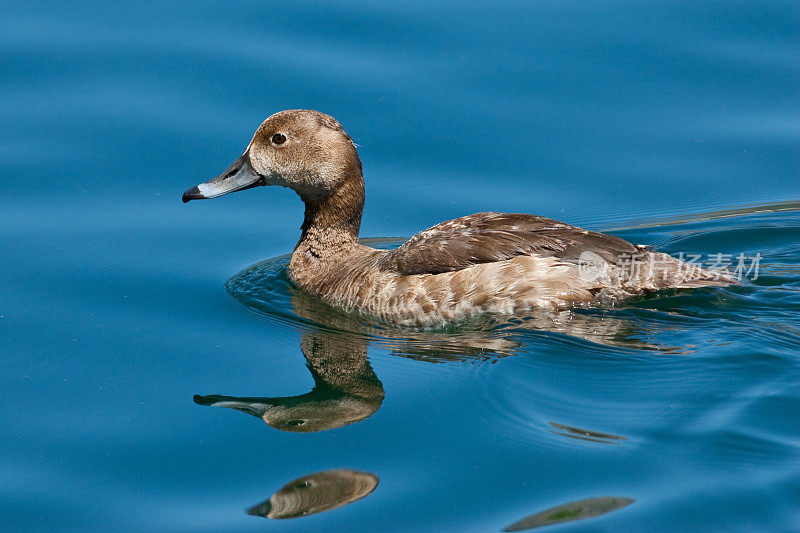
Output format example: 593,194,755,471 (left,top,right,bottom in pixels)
2,1,799,531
